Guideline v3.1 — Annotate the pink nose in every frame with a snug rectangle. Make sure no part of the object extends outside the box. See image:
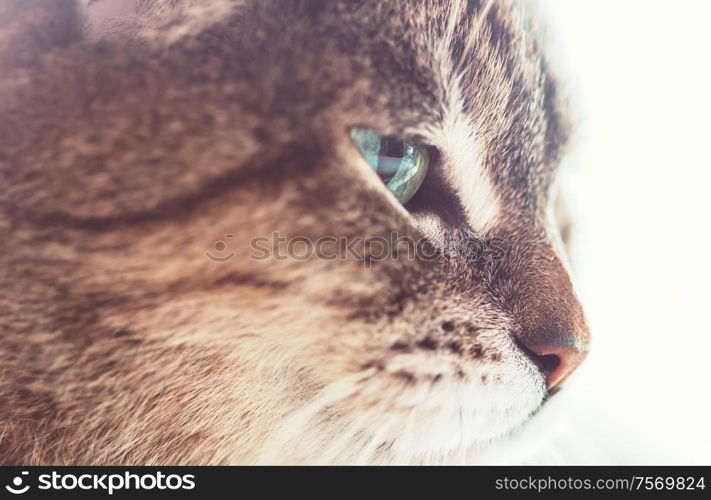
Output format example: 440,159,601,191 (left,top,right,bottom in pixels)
522,342,589,389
